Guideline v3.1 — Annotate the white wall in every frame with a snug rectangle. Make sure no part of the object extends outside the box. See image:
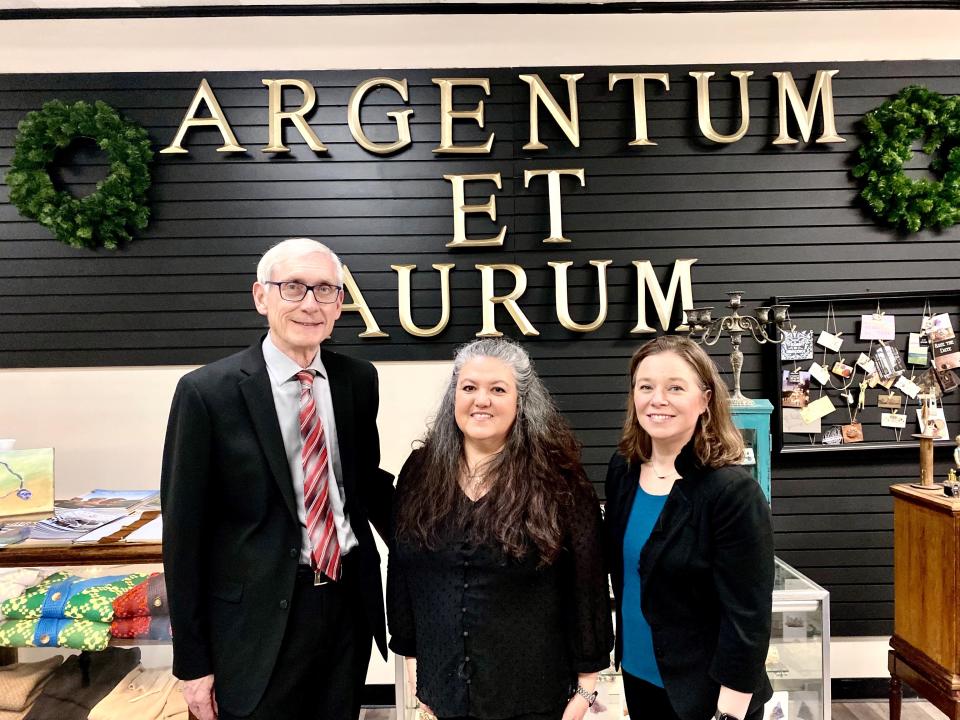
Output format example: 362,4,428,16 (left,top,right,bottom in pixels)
4,5,958,683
